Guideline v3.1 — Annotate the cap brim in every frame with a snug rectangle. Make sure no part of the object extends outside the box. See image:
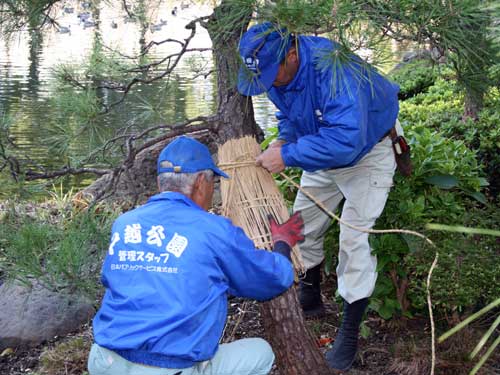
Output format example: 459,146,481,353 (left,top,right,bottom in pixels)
237,63,280,96
213,167,229,179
